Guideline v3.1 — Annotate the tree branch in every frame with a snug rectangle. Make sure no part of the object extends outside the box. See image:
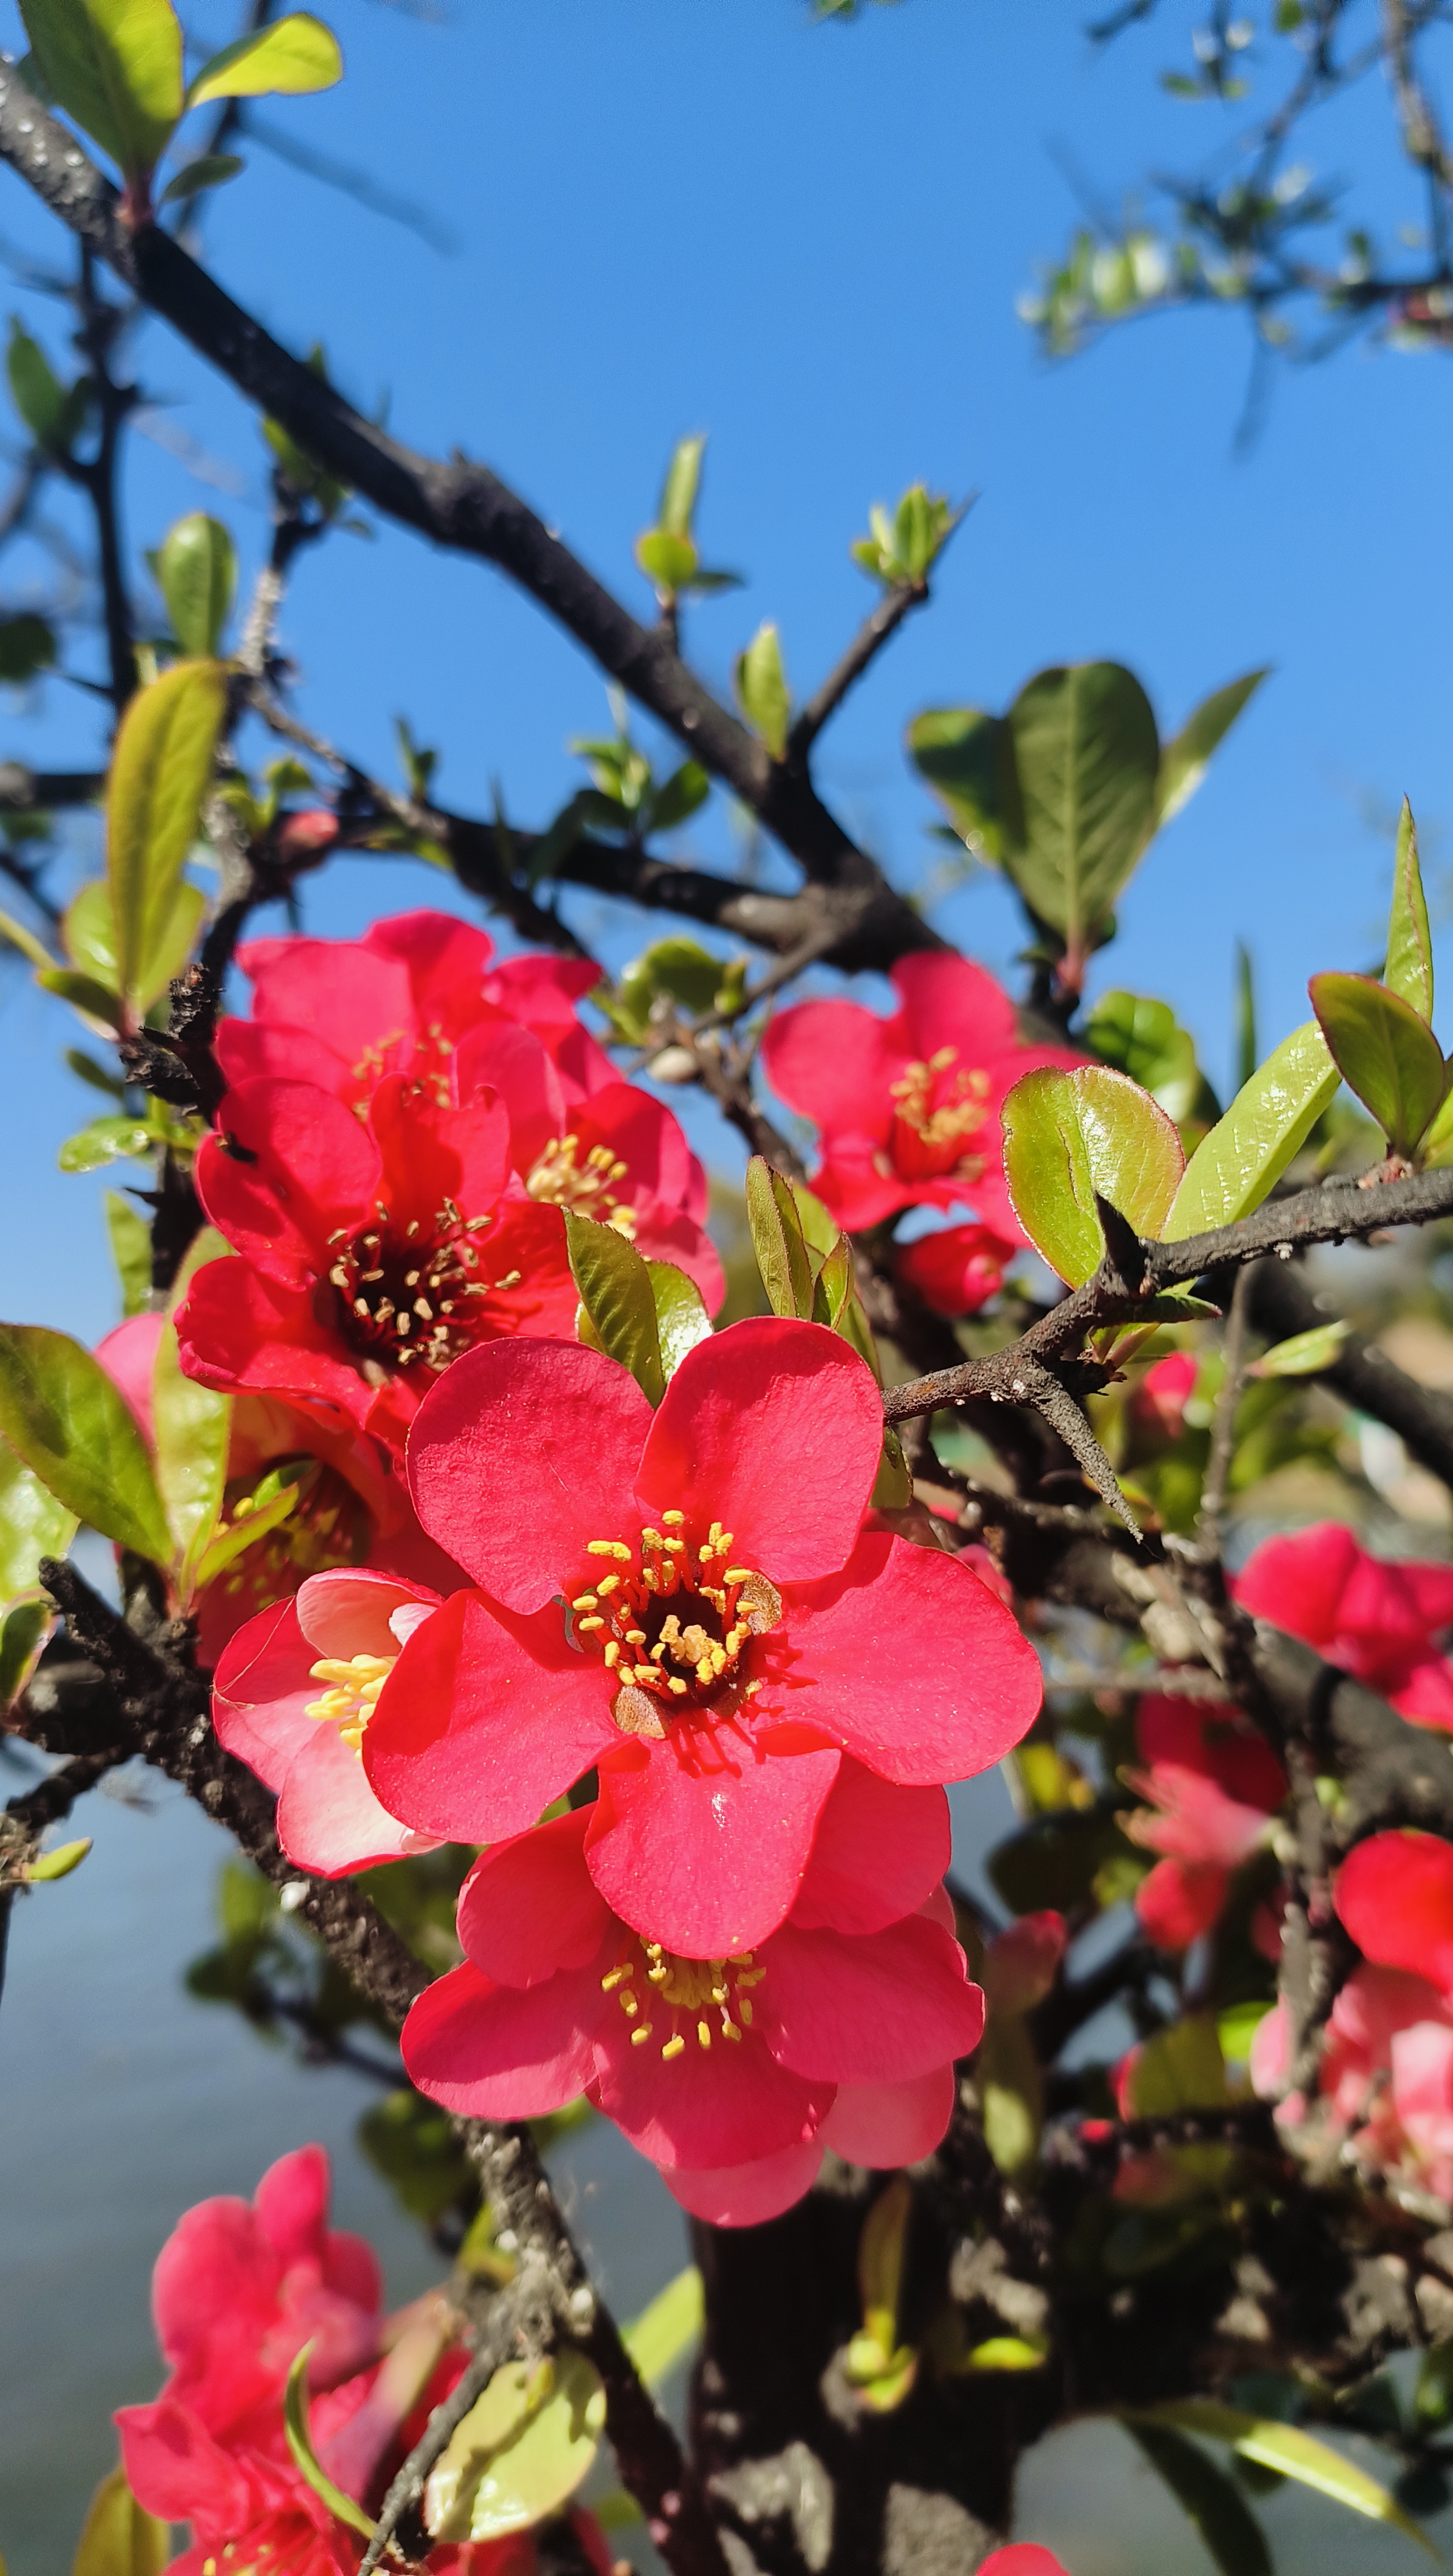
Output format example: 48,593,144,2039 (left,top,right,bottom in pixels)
1249,1252,1453,1493
786,576,928,758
